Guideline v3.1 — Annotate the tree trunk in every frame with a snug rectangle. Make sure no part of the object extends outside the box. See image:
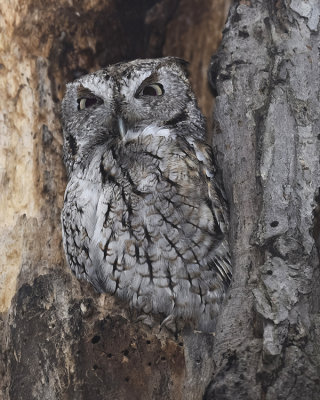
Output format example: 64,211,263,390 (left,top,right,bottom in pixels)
0,1,228,399
1,1,320,399
206,1,320,399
